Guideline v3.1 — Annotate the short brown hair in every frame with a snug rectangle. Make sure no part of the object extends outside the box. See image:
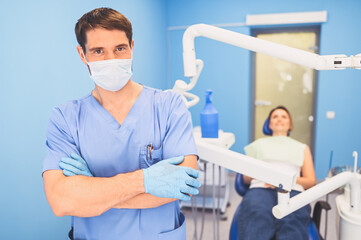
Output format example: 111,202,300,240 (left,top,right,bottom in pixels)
268,105,294,133
75,8,133,52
